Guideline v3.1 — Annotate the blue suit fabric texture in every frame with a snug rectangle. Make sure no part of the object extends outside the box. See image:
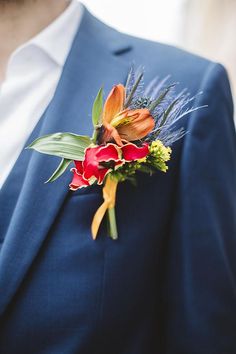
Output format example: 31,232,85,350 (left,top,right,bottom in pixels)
0,5,236,354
